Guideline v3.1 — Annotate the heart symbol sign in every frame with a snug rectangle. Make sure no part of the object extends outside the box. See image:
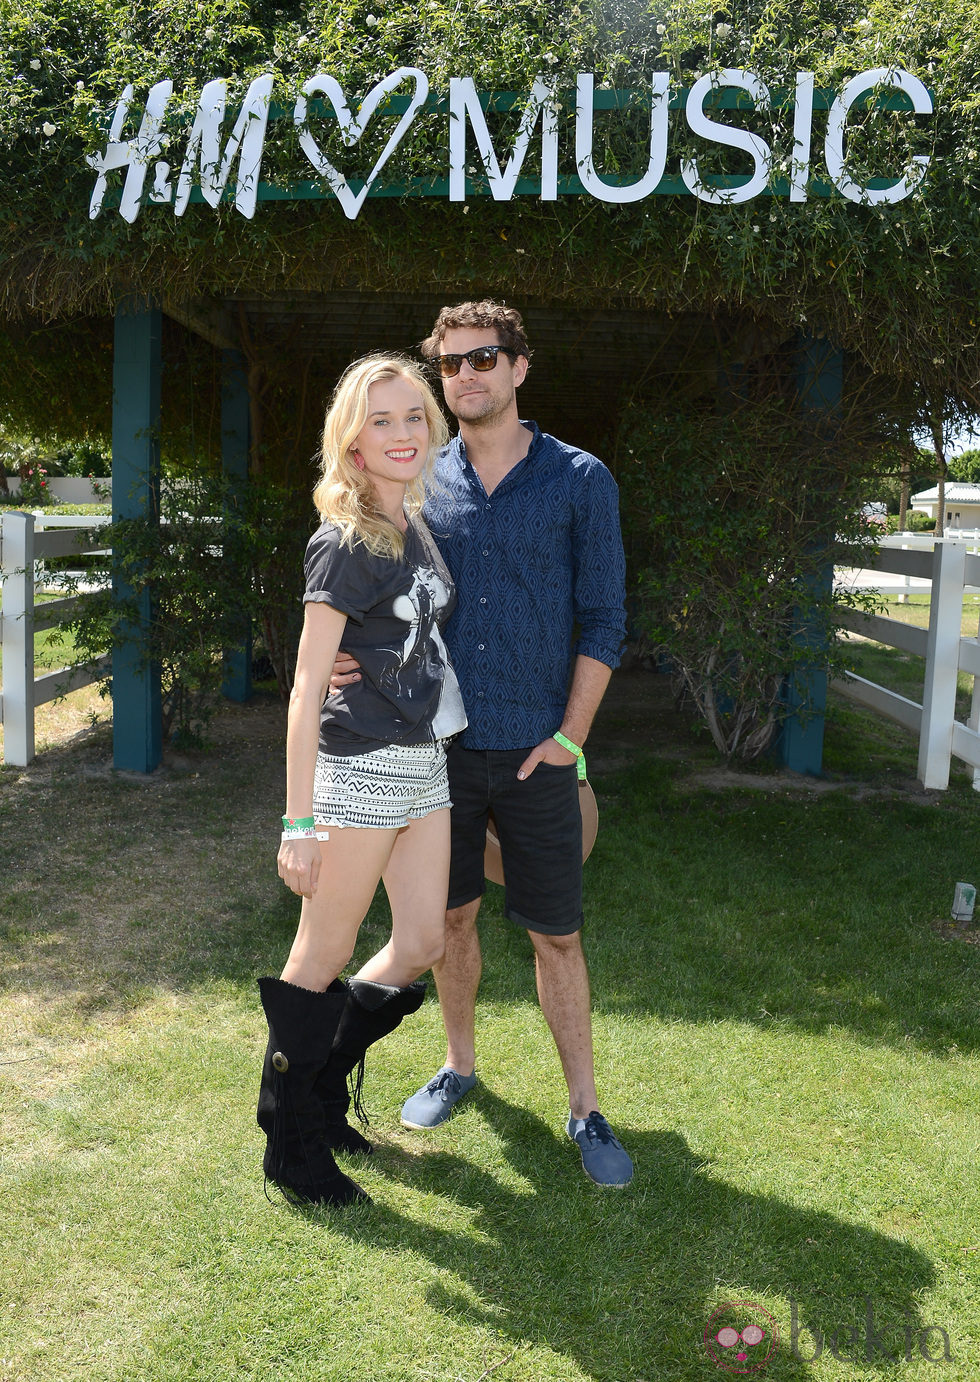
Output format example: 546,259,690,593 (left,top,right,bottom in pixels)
294,68,429,219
